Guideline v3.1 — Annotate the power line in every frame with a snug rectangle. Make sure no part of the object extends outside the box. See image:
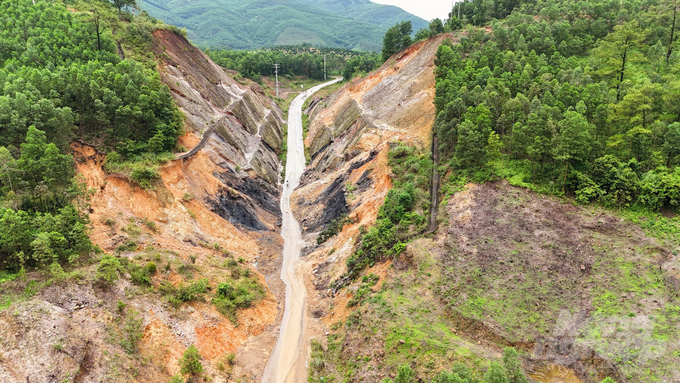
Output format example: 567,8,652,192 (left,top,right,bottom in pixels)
273,63,280,98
